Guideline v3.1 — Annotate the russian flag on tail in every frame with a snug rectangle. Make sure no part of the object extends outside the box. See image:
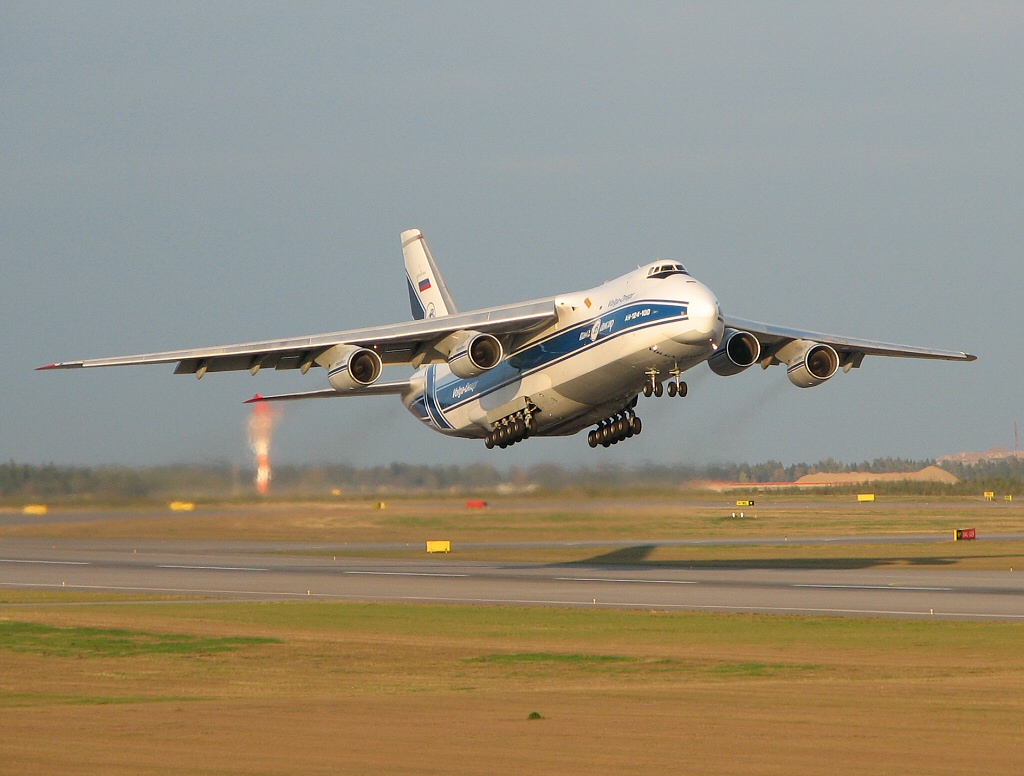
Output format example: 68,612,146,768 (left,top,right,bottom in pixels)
418,277,432,292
